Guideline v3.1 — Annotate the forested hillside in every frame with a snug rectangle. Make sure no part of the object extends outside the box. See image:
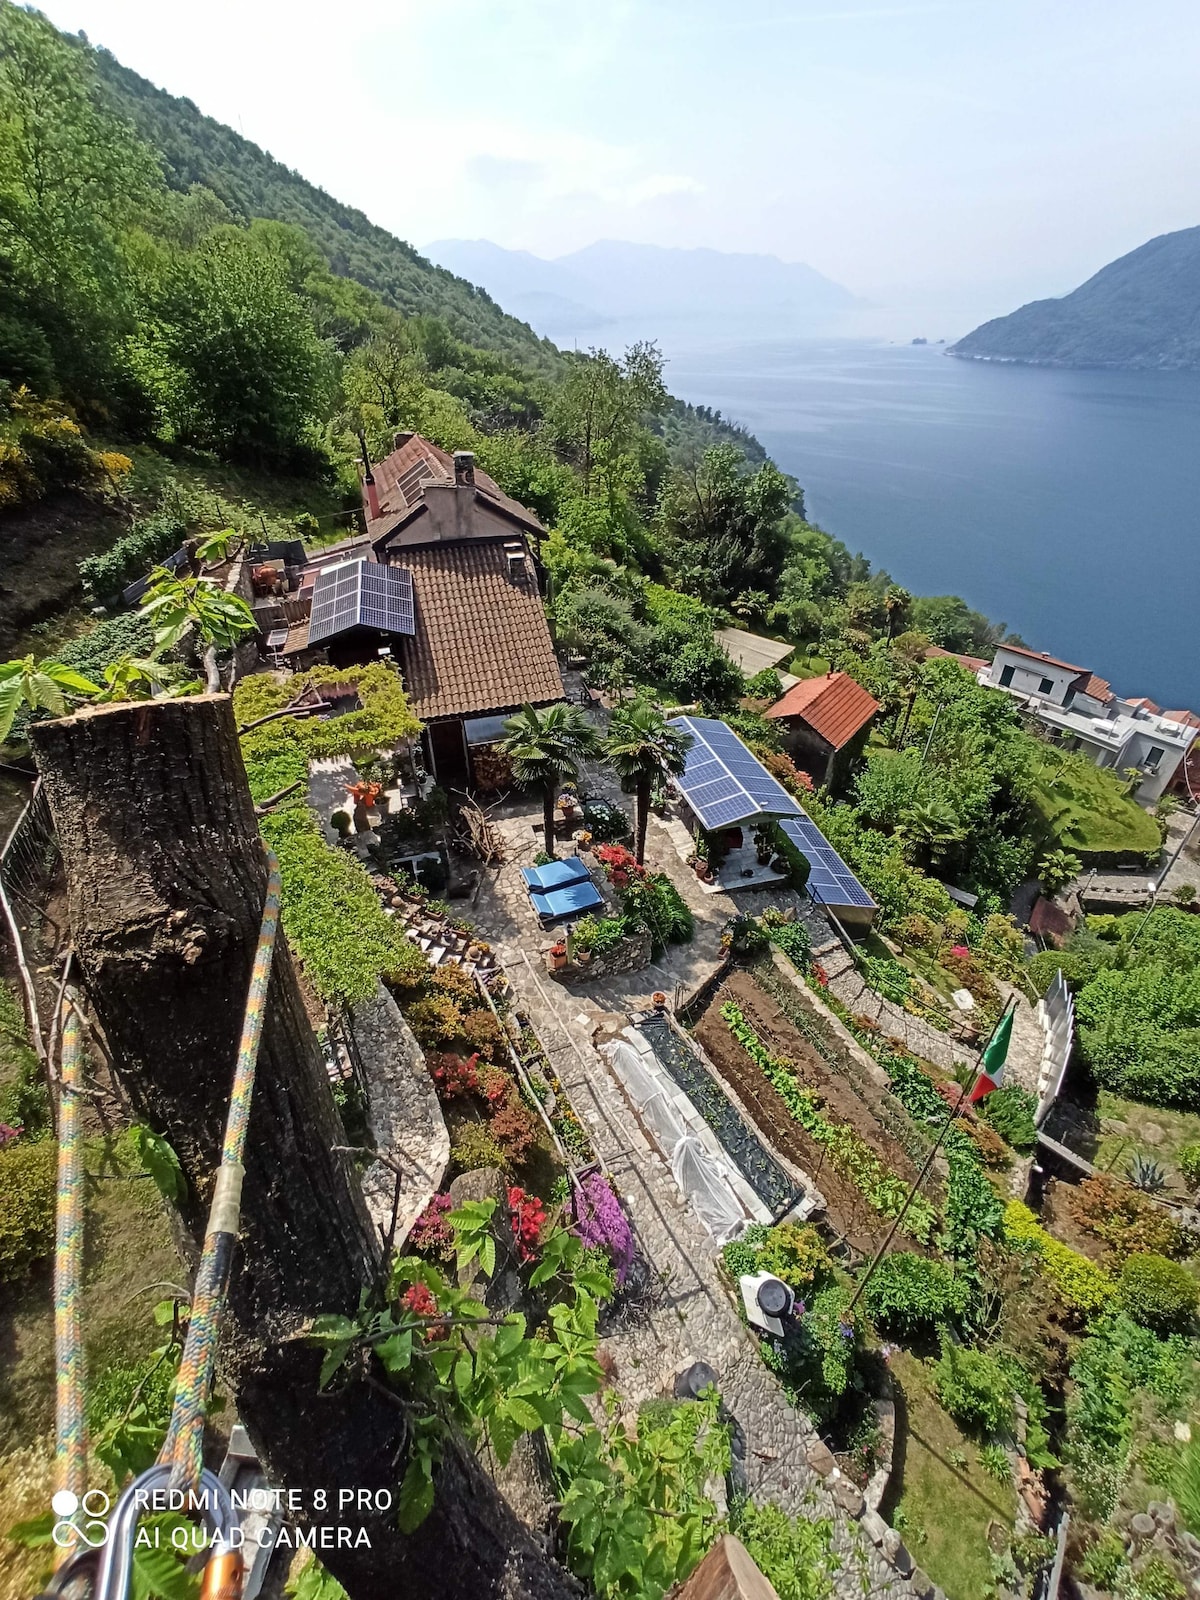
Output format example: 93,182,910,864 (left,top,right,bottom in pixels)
950,226,1200,369
91,48,562,372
